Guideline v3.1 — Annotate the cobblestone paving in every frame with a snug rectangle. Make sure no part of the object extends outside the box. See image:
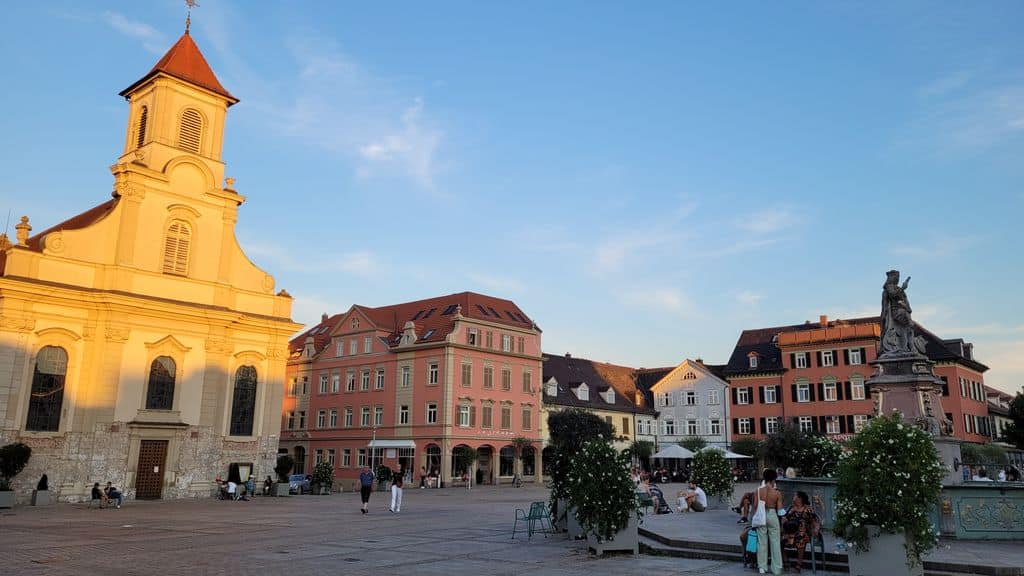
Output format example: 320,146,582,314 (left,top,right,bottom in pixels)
0,485,793,576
